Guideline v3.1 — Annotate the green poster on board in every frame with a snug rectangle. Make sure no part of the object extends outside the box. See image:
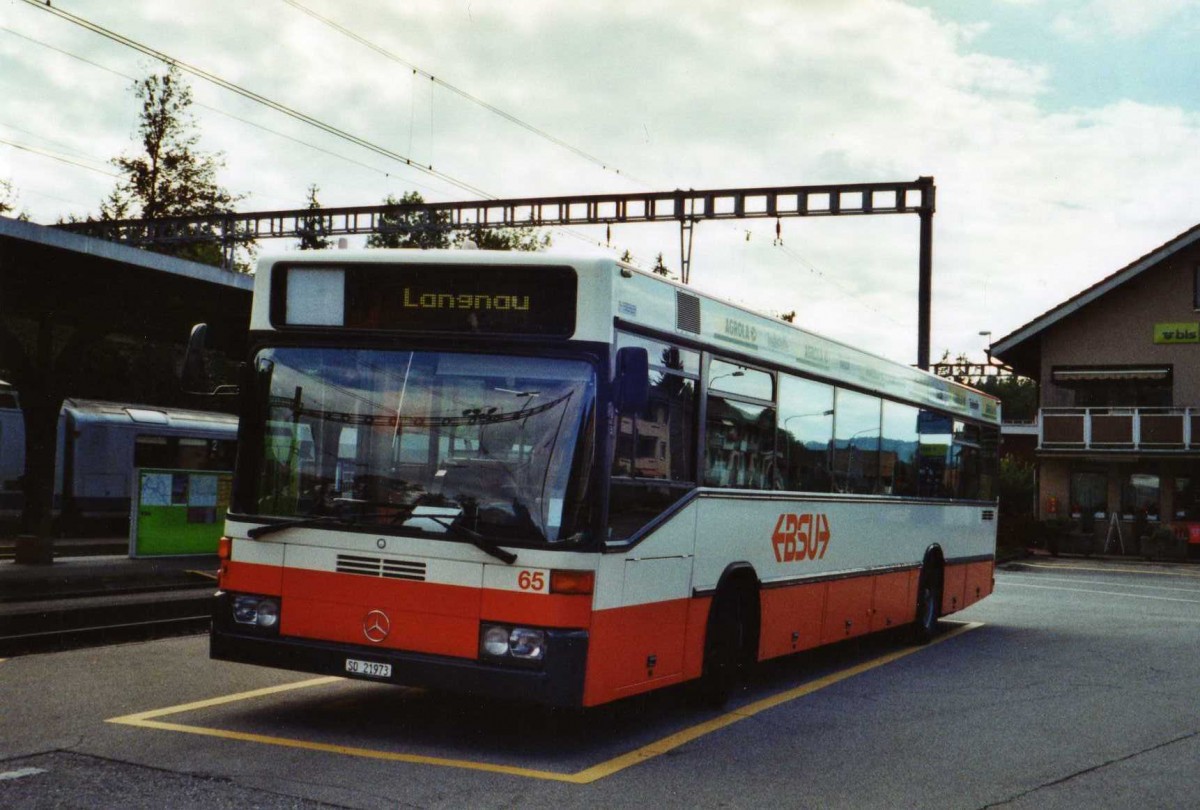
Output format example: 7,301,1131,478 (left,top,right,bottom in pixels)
131,467,233,557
